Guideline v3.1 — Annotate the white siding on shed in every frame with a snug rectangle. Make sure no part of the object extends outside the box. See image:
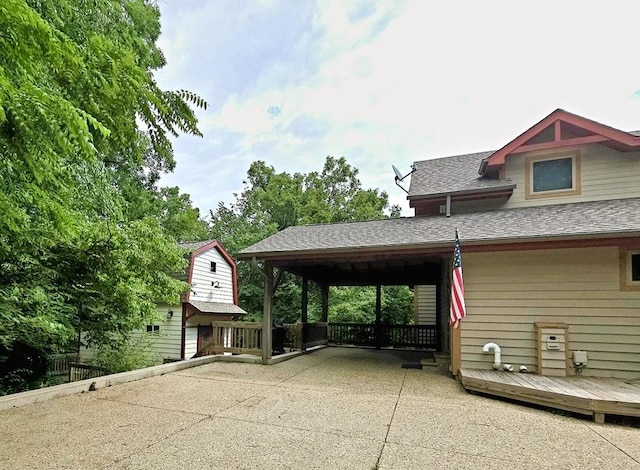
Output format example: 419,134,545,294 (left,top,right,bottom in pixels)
79,304,182,363
184,327,198,359
460,246,640,379
141,304,182,361
190,248,234,304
